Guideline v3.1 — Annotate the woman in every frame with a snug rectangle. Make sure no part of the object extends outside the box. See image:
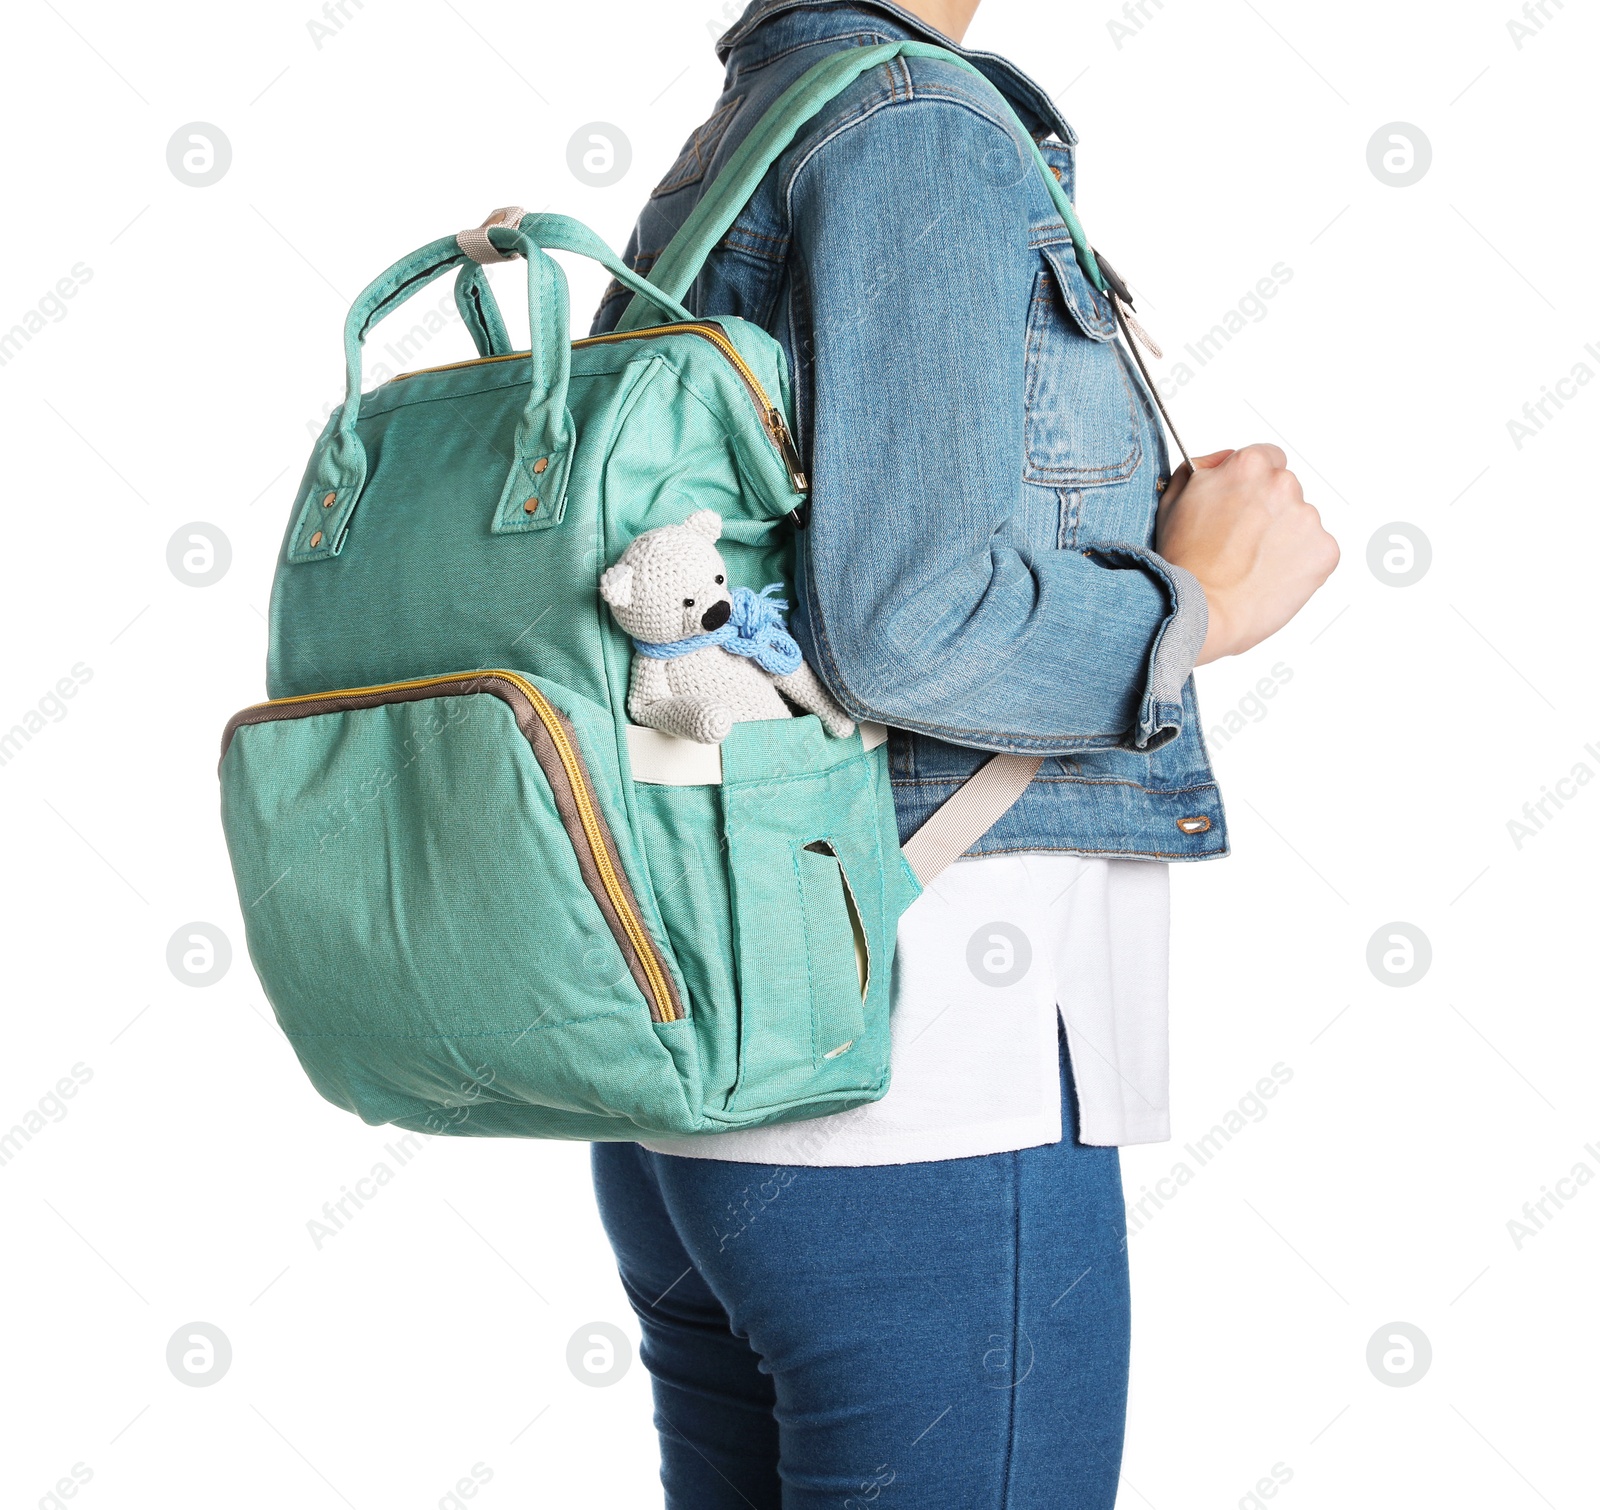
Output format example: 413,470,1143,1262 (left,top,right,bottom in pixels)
588,2,1337,1504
